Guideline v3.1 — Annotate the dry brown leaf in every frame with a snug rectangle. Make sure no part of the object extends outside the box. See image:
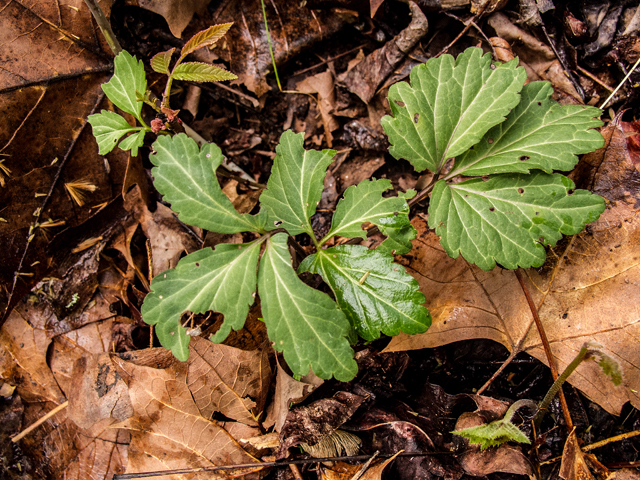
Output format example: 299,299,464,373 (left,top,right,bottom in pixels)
341,1,428,104
297,70,339,147
133,0,208,38
560,430,595,480
385,119,640,414
0,308,65,403
264,360,323,432
0,0,133,317
488,12,582,103
111,352,262,474
187,336,271,426
360,451,403,480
